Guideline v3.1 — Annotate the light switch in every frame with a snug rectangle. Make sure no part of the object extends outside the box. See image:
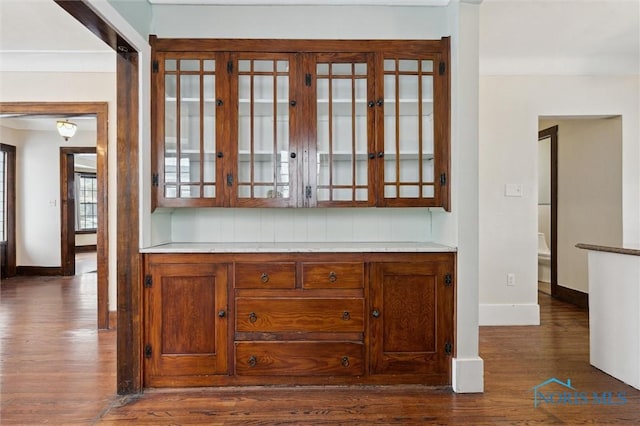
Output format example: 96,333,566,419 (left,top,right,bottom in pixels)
505,184,523,197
